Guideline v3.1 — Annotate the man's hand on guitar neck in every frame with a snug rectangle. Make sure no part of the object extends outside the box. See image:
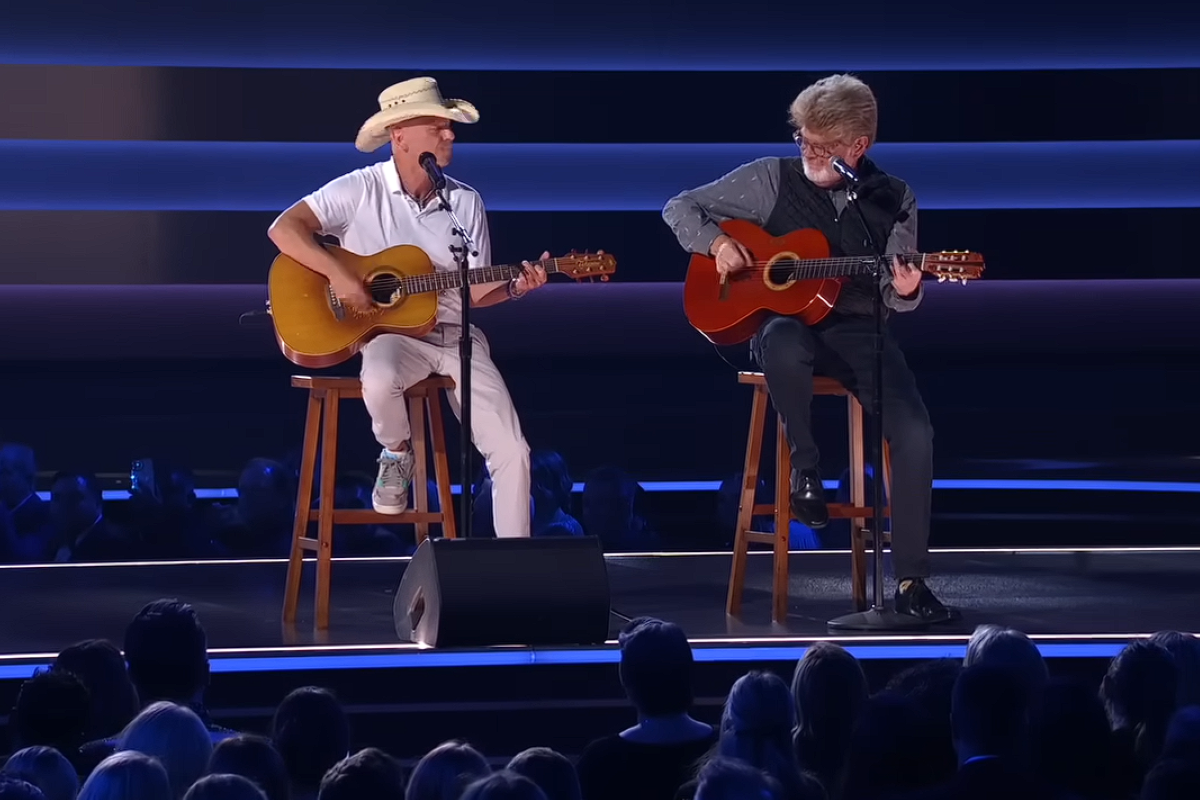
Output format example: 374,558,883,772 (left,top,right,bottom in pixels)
711,234,754,278
329,269,373,313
